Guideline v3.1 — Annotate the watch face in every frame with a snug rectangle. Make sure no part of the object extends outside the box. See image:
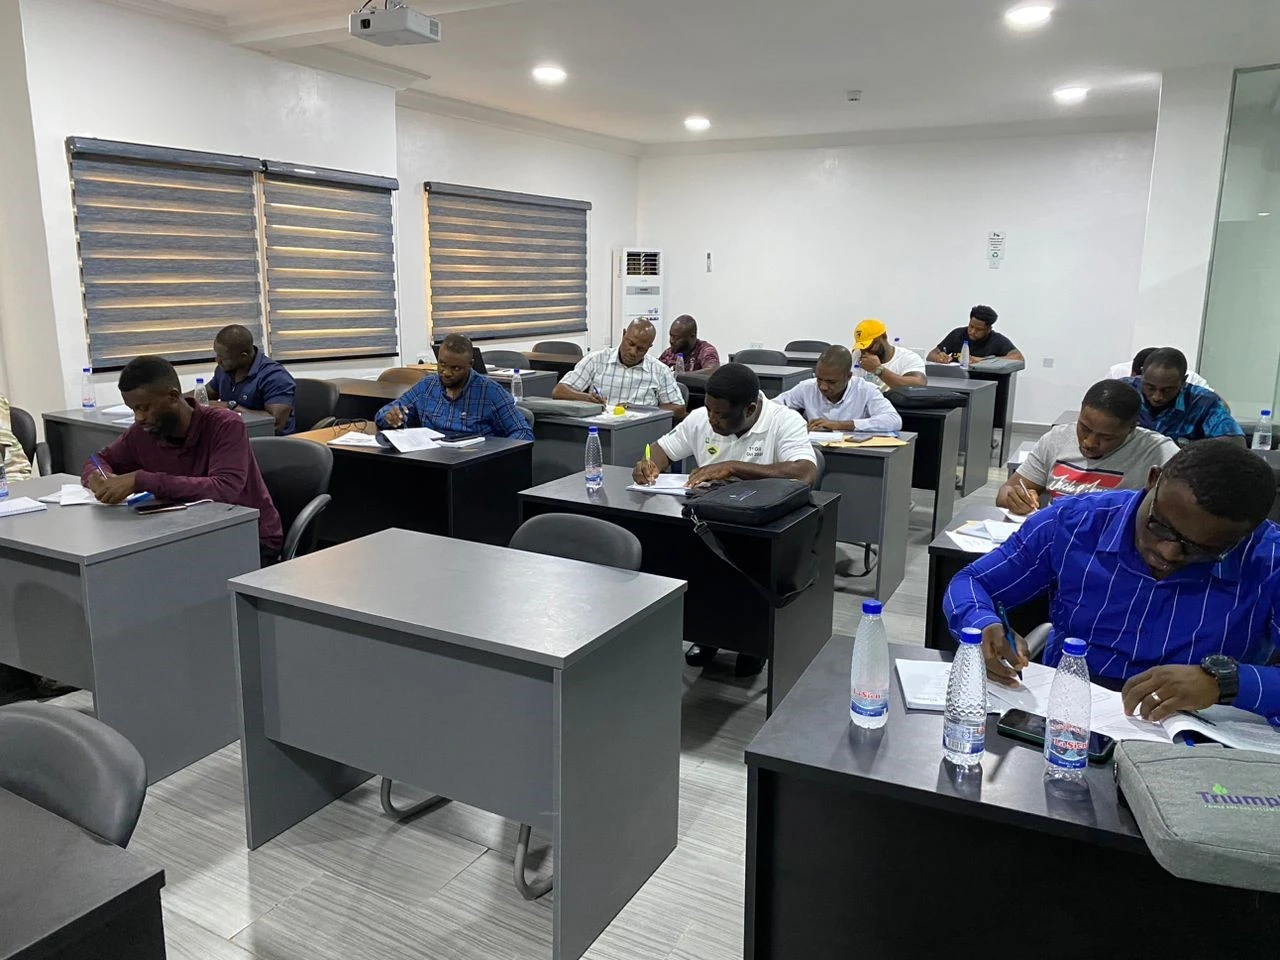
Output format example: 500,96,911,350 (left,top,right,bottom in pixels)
1202,654,1234,674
